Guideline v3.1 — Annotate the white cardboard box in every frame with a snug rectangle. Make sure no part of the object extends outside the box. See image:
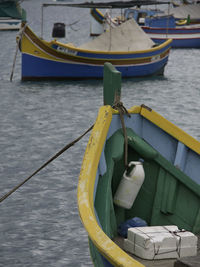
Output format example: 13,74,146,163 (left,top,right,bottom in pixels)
124,225,197,260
